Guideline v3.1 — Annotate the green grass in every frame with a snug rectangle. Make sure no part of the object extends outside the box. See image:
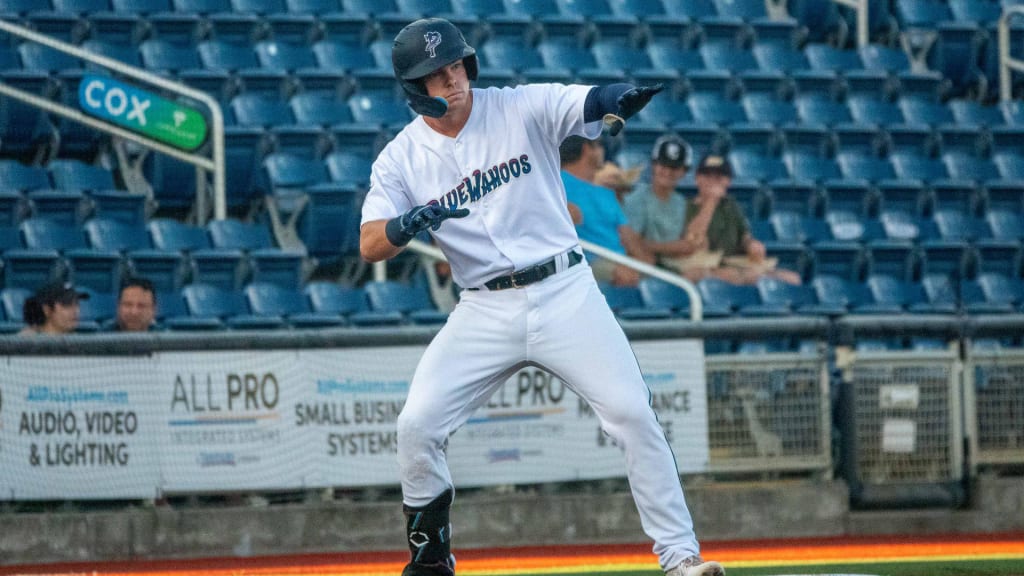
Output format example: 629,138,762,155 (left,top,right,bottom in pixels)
515,558,1024,576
